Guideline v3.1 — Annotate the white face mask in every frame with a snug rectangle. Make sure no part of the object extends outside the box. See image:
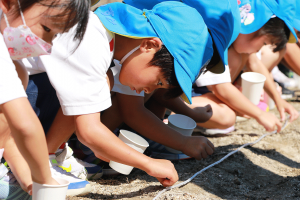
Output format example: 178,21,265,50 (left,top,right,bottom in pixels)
2,0,52,60
119,45,140,64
